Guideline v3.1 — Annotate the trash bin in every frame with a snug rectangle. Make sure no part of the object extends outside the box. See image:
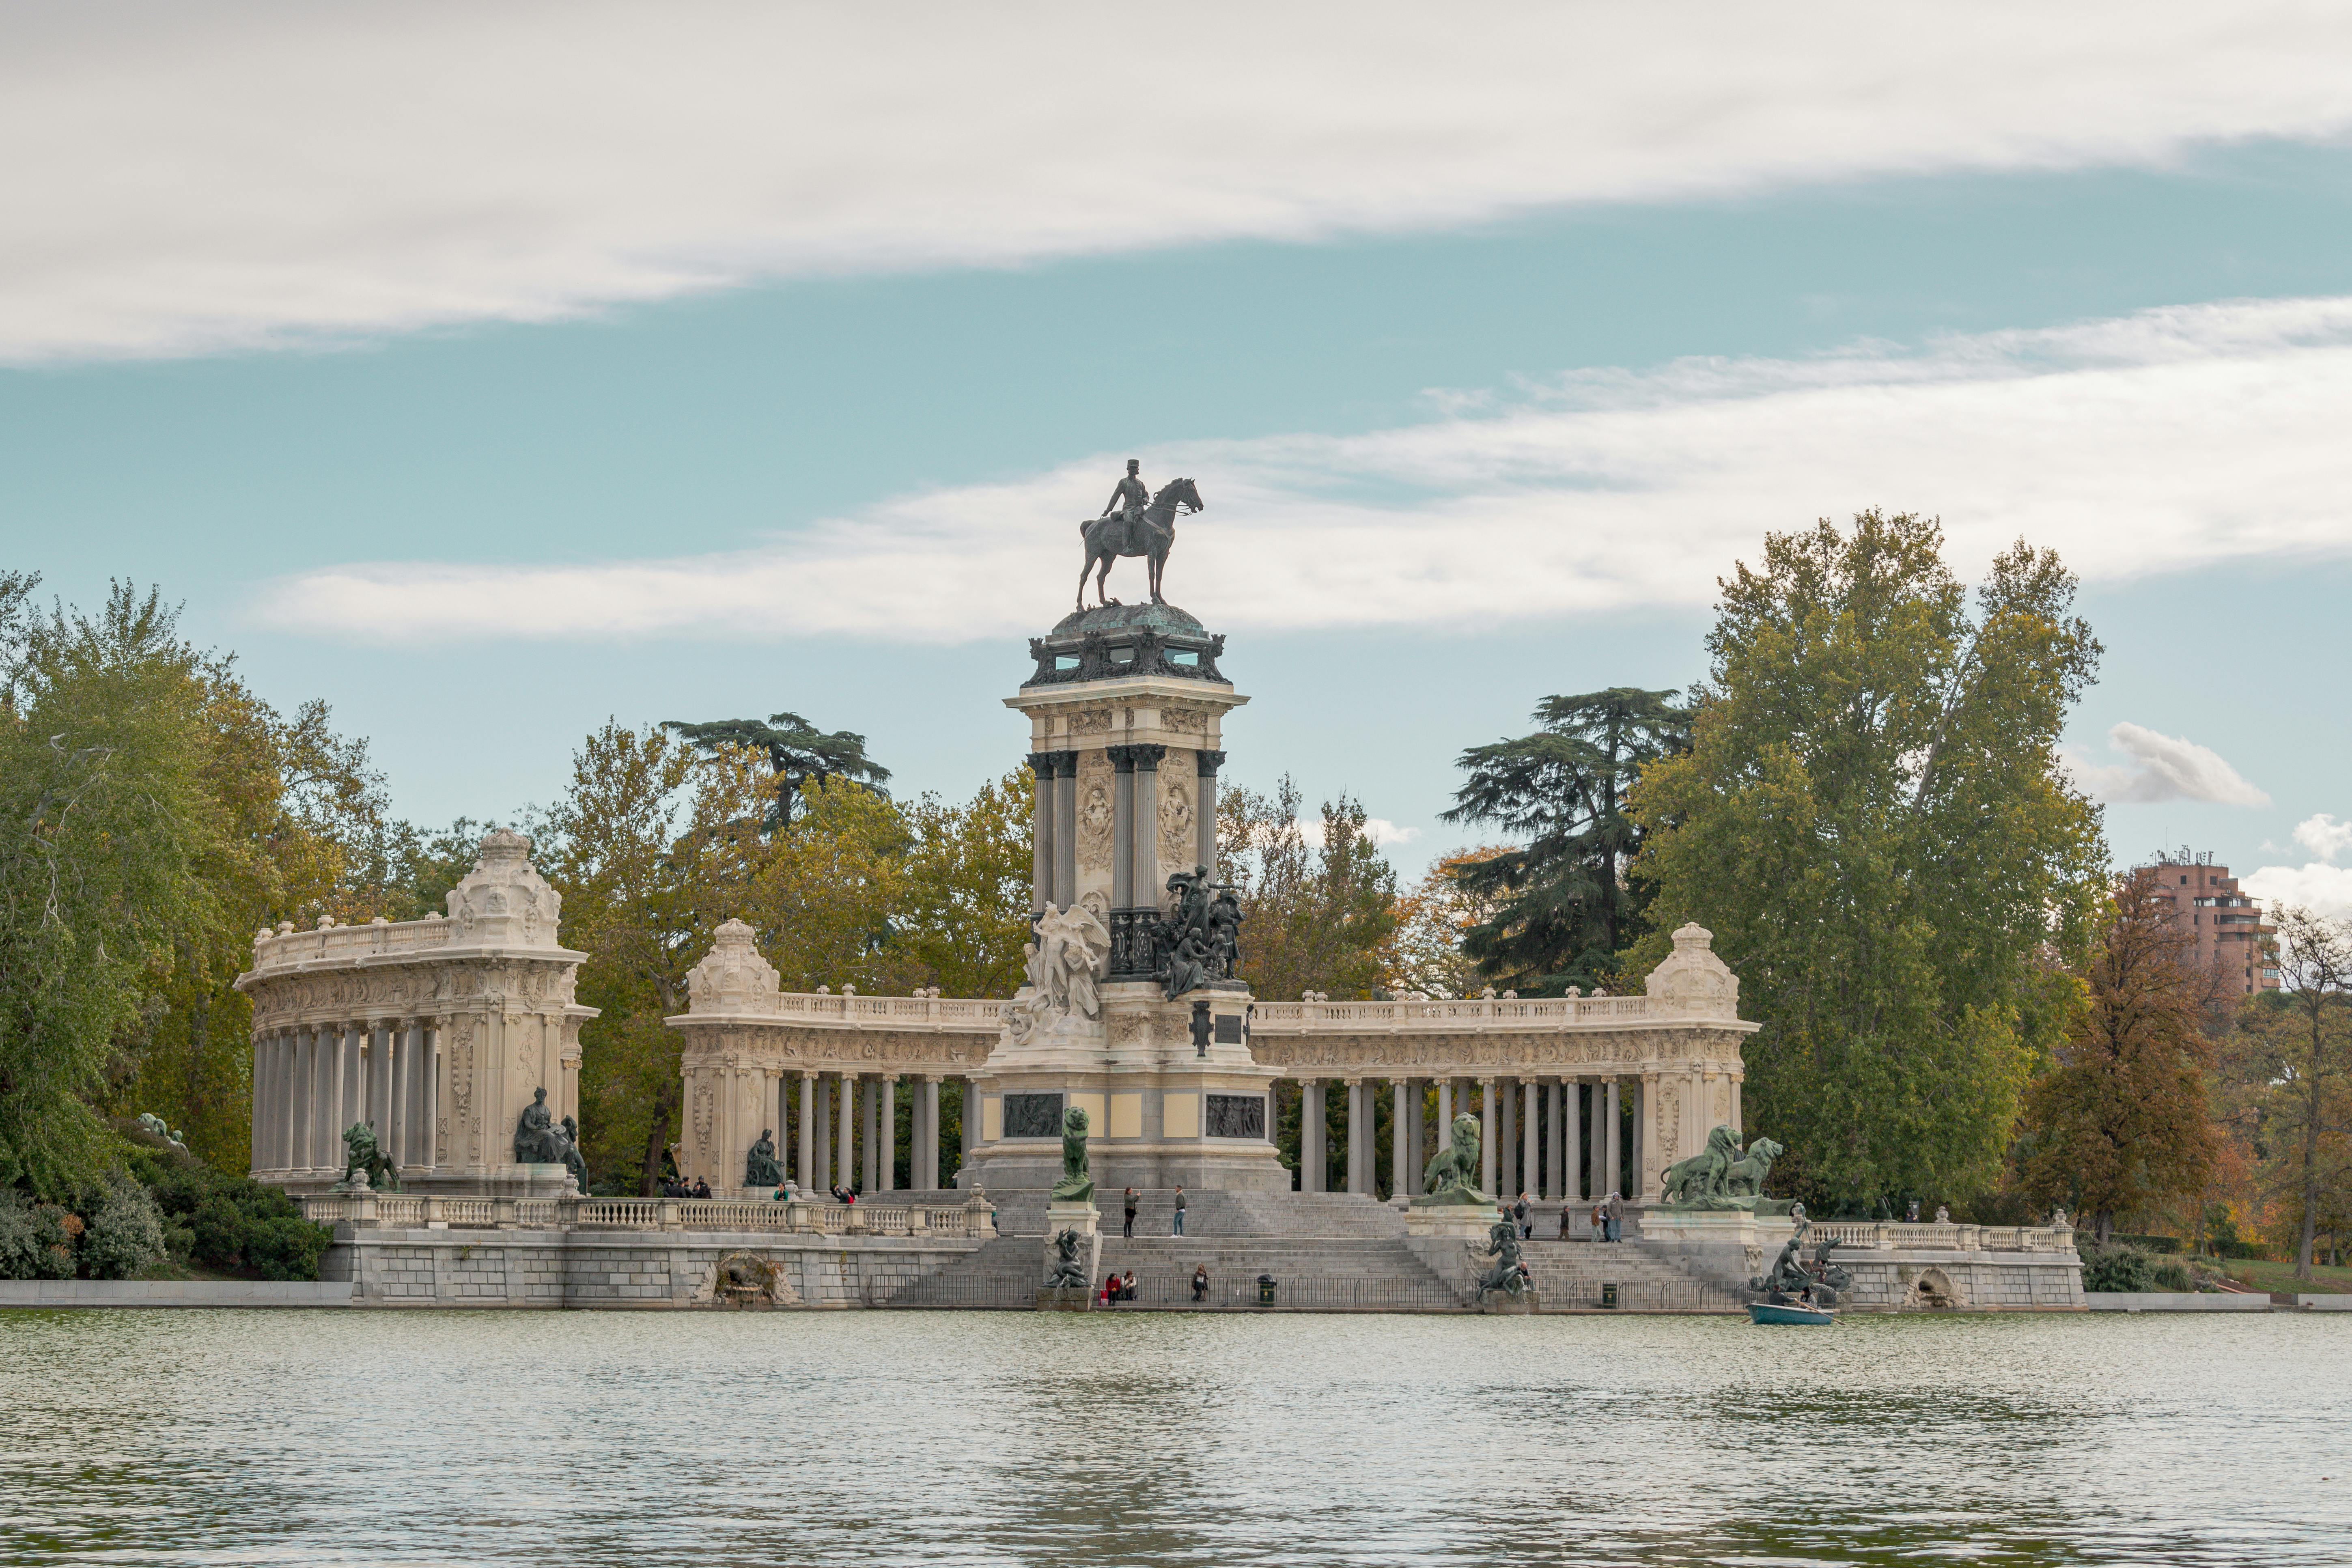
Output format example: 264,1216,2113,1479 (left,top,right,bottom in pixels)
1257,1274,1277,1307
1600,1281,1619,1309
